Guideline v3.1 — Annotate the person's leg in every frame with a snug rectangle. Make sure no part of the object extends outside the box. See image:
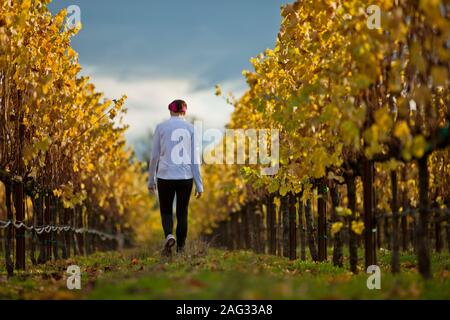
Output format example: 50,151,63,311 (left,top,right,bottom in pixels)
157,179,176,238
175,179,193,251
